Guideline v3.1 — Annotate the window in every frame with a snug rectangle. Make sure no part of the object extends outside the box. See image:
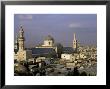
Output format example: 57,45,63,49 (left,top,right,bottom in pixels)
48,42,50,45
